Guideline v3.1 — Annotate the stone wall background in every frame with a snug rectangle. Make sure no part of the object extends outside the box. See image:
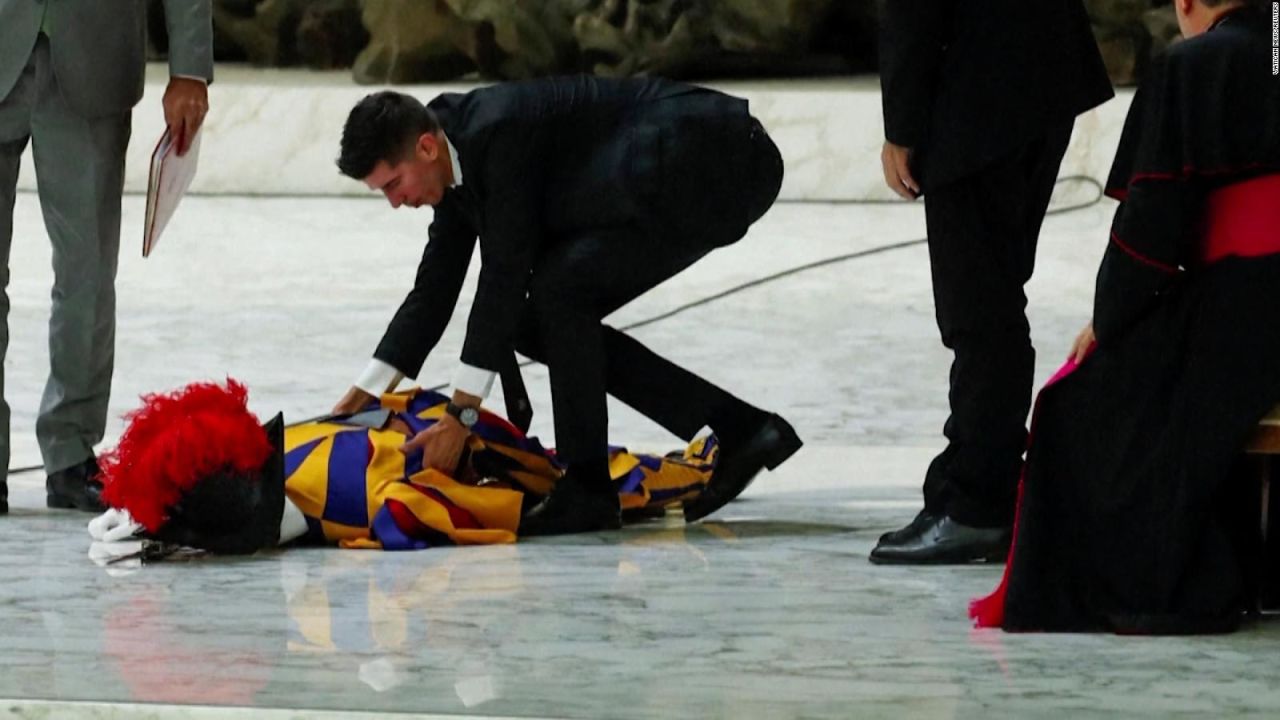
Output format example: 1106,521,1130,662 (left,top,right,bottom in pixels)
147,0,1179,86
